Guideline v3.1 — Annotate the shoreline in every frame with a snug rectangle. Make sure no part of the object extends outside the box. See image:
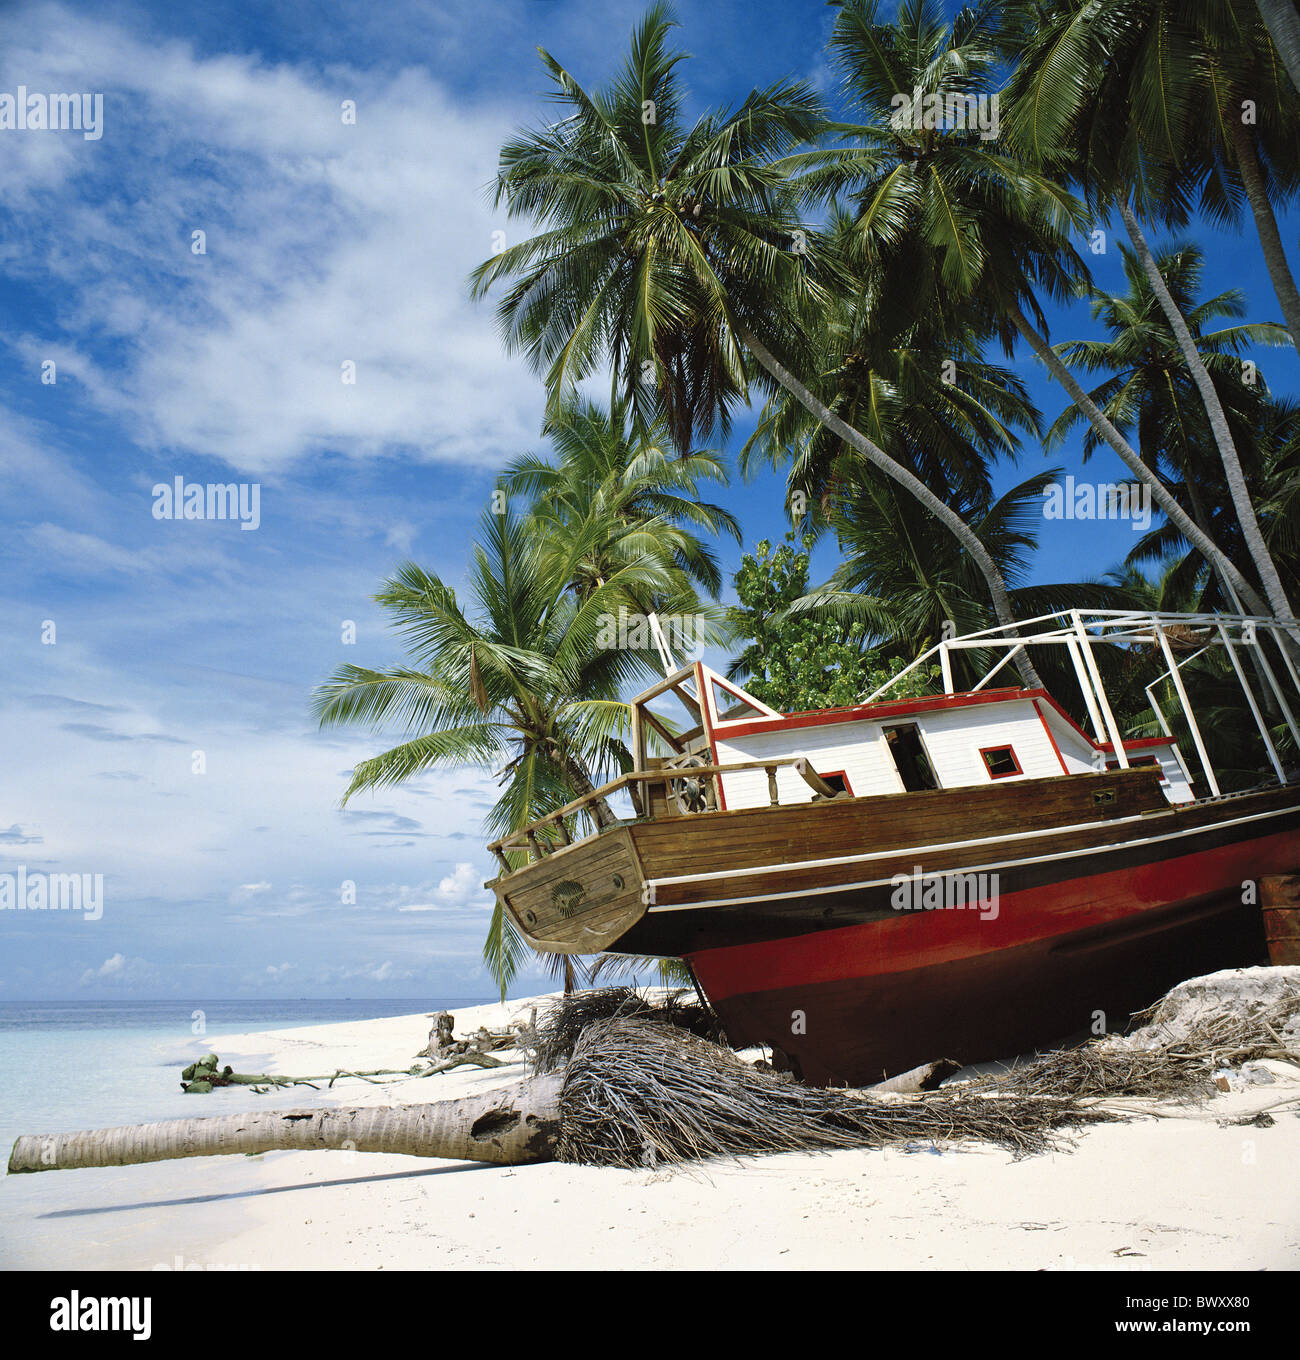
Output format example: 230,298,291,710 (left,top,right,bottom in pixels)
3,985,1299,1270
